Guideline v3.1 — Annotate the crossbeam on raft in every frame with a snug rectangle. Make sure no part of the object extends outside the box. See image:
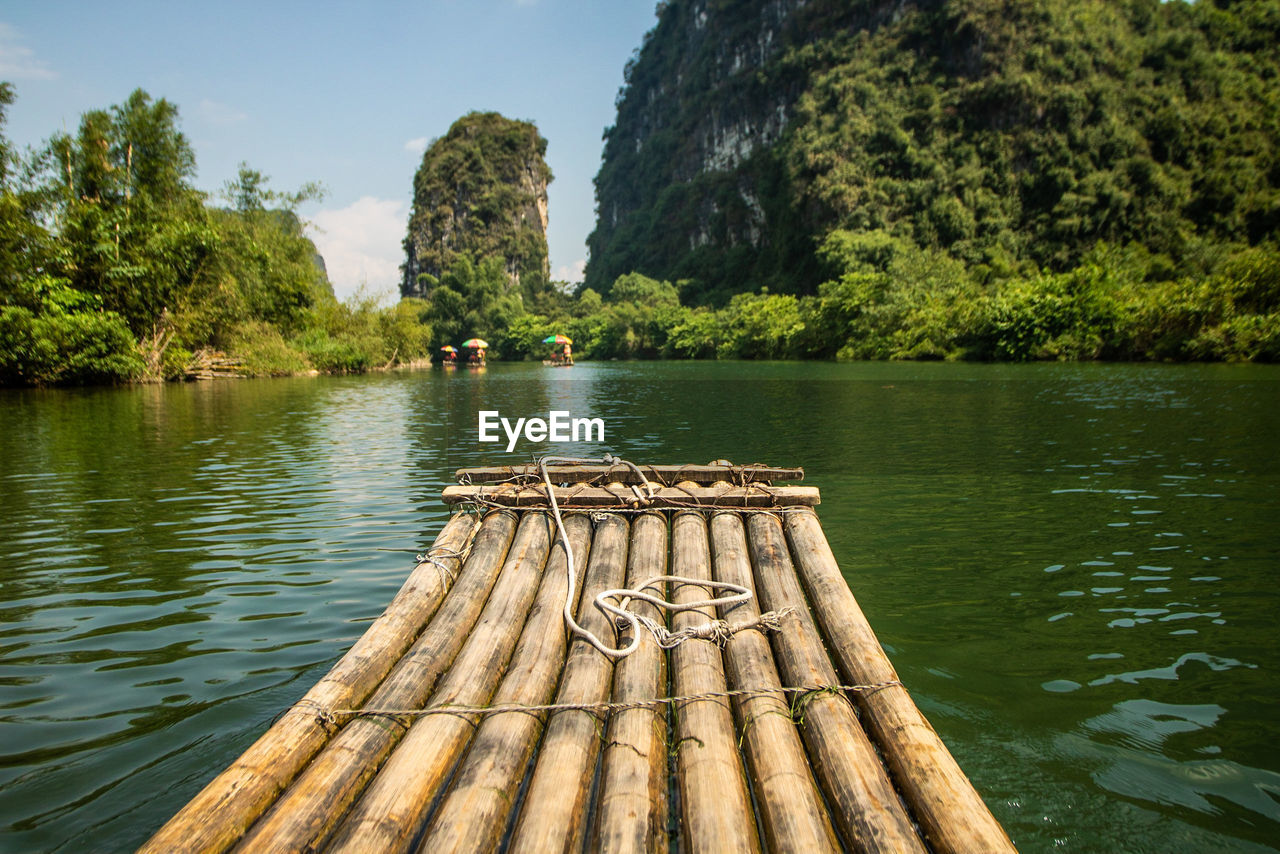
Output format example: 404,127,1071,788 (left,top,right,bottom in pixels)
442,483,820,508
456,463,804,485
